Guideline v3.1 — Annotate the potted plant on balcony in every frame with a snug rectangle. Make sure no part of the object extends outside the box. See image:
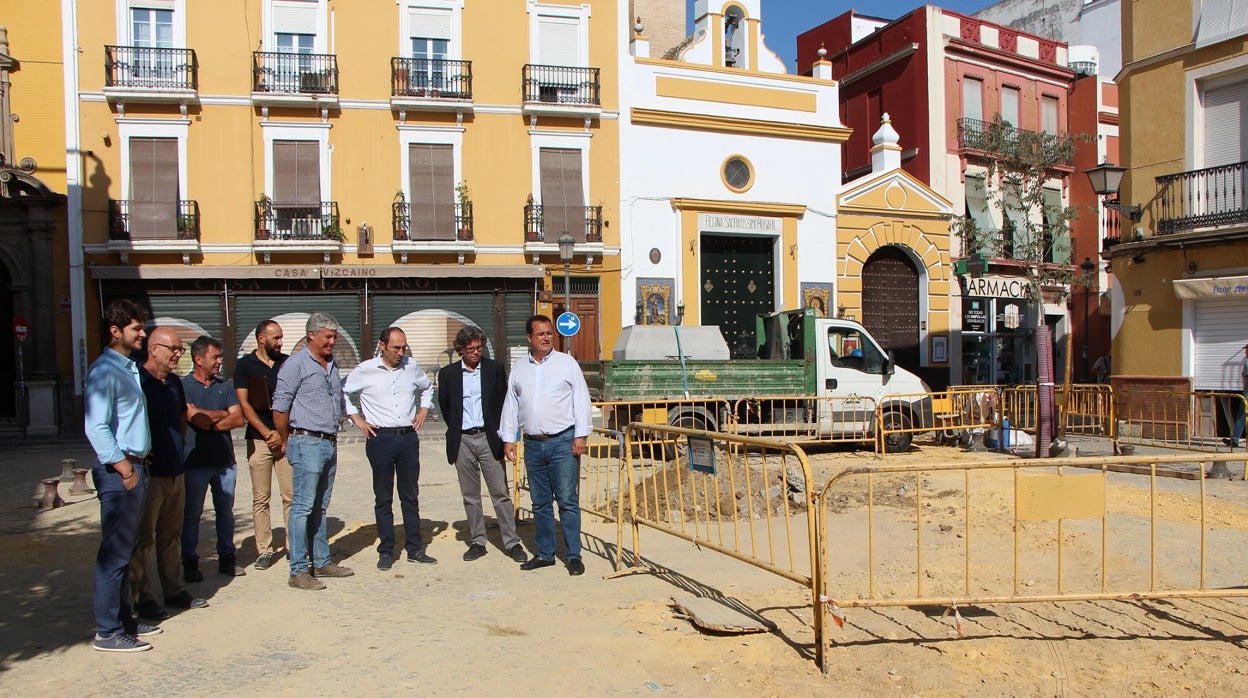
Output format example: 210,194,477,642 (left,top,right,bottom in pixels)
393,190,409,240
176,213,196,240
456,180,471,240
323,219,345,242
255,194,272,240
